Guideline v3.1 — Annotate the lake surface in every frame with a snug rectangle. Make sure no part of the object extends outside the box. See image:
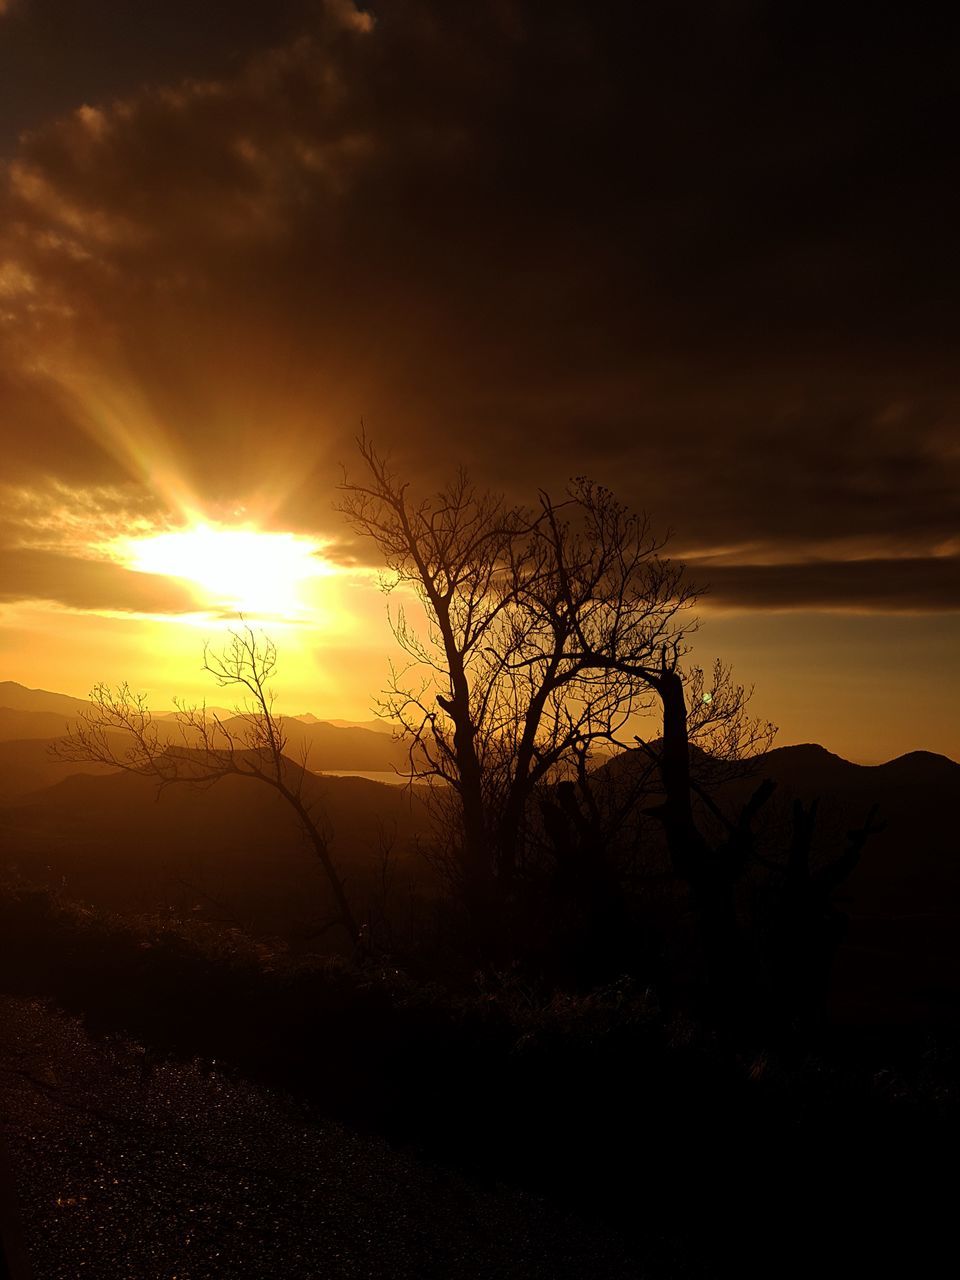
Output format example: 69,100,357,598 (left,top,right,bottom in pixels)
316,770,443,787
